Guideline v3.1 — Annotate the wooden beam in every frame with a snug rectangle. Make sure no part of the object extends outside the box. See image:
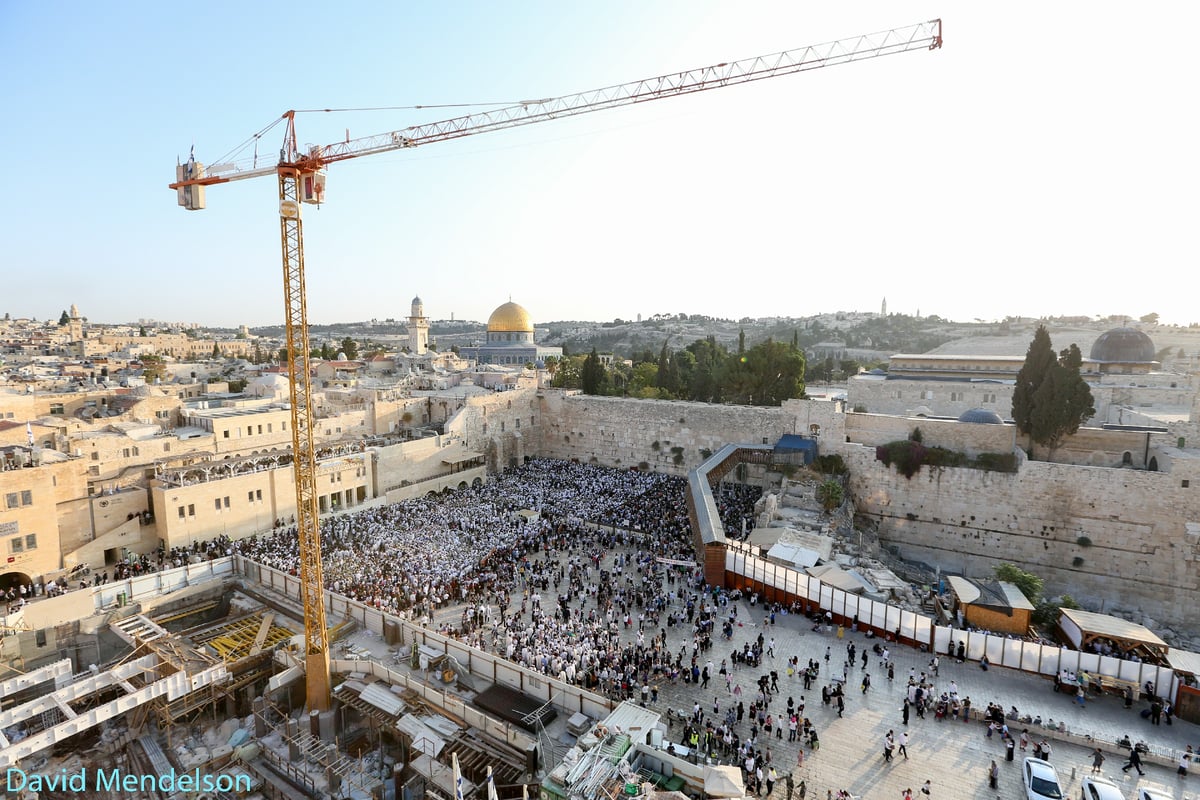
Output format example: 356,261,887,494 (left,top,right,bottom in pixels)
249,613,275,656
